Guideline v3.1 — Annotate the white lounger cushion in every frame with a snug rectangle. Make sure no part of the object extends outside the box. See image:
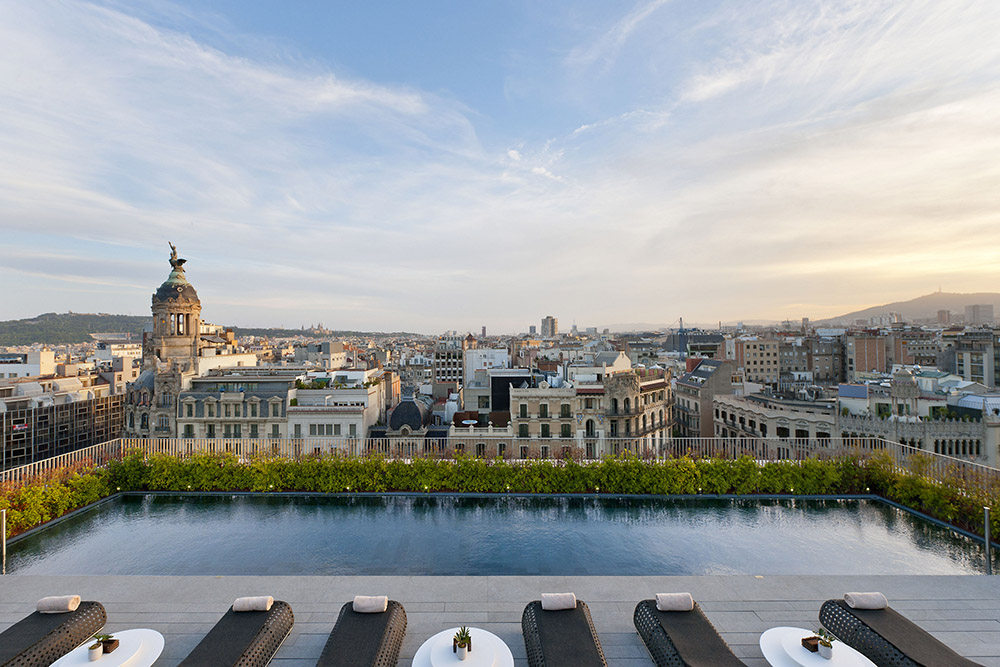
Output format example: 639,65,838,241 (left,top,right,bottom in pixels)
233,596,274,612
36,595,81,614
656,593,694,612
541,593,577,611
844,592,888,609
353,595,388,613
